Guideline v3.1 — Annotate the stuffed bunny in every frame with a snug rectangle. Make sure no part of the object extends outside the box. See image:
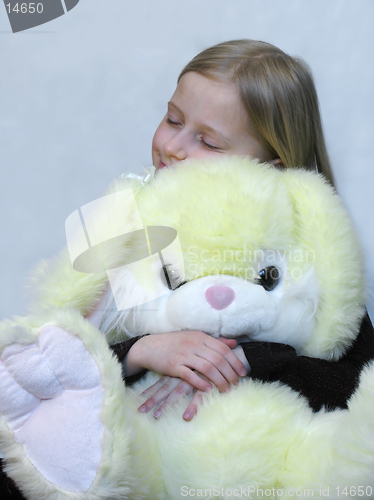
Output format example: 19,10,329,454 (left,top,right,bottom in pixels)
1,157,373,500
